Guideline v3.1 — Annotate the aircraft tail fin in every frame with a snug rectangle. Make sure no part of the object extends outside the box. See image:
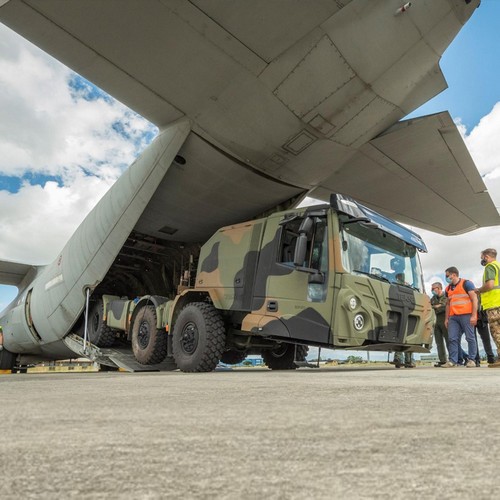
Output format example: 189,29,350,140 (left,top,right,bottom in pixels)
0,259,37,287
